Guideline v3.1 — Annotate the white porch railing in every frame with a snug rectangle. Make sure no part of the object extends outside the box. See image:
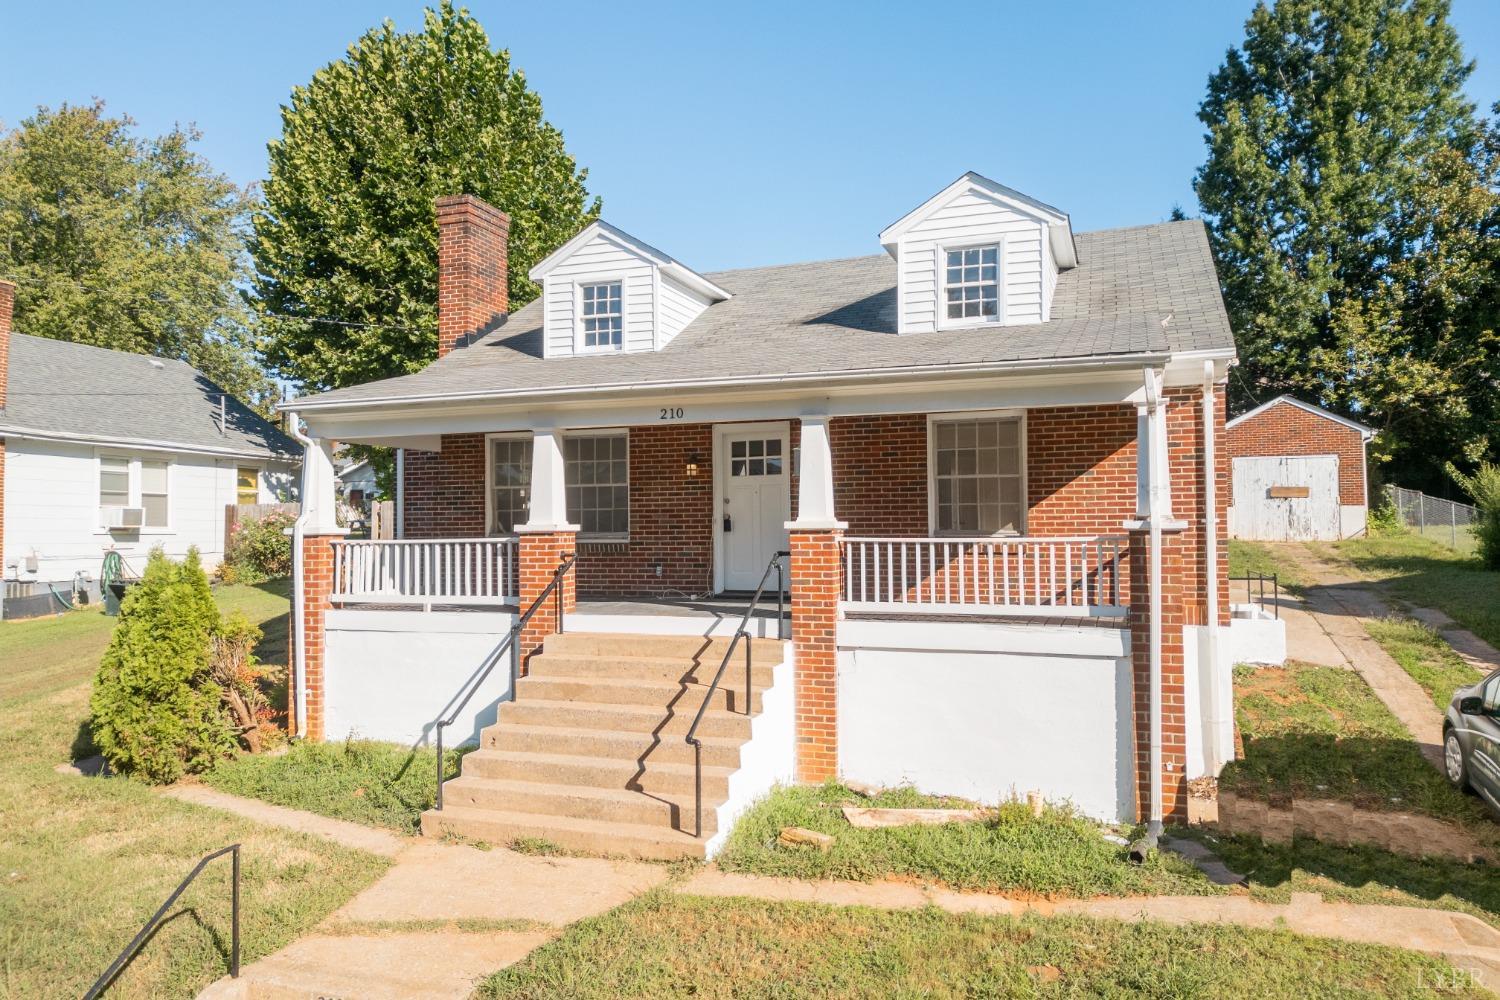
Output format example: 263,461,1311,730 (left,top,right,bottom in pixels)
840,535,1128,617
330,538,519,608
